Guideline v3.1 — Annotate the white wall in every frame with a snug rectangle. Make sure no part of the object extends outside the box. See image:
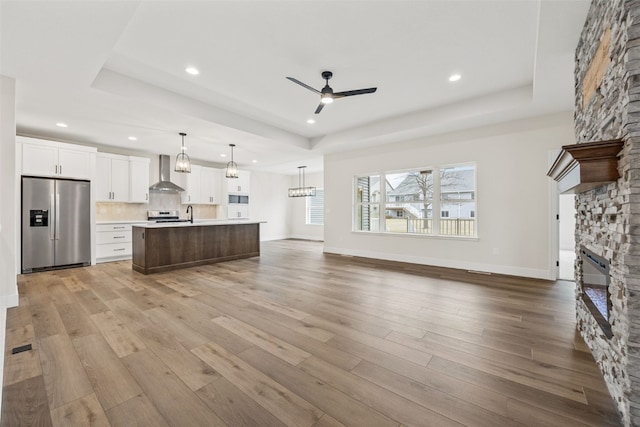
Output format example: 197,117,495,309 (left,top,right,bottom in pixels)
1,75,18,305
250,171,290,241
324,112,575,280
559,193,576,251
288,171,324,241
0,74,19,418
